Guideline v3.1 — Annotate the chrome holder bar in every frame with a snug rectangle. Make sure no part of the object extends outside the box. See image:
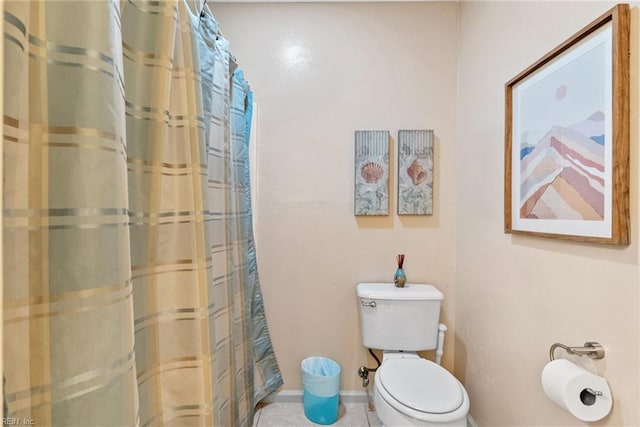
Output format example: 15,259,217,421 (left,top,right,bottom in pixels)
549,341,605,361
